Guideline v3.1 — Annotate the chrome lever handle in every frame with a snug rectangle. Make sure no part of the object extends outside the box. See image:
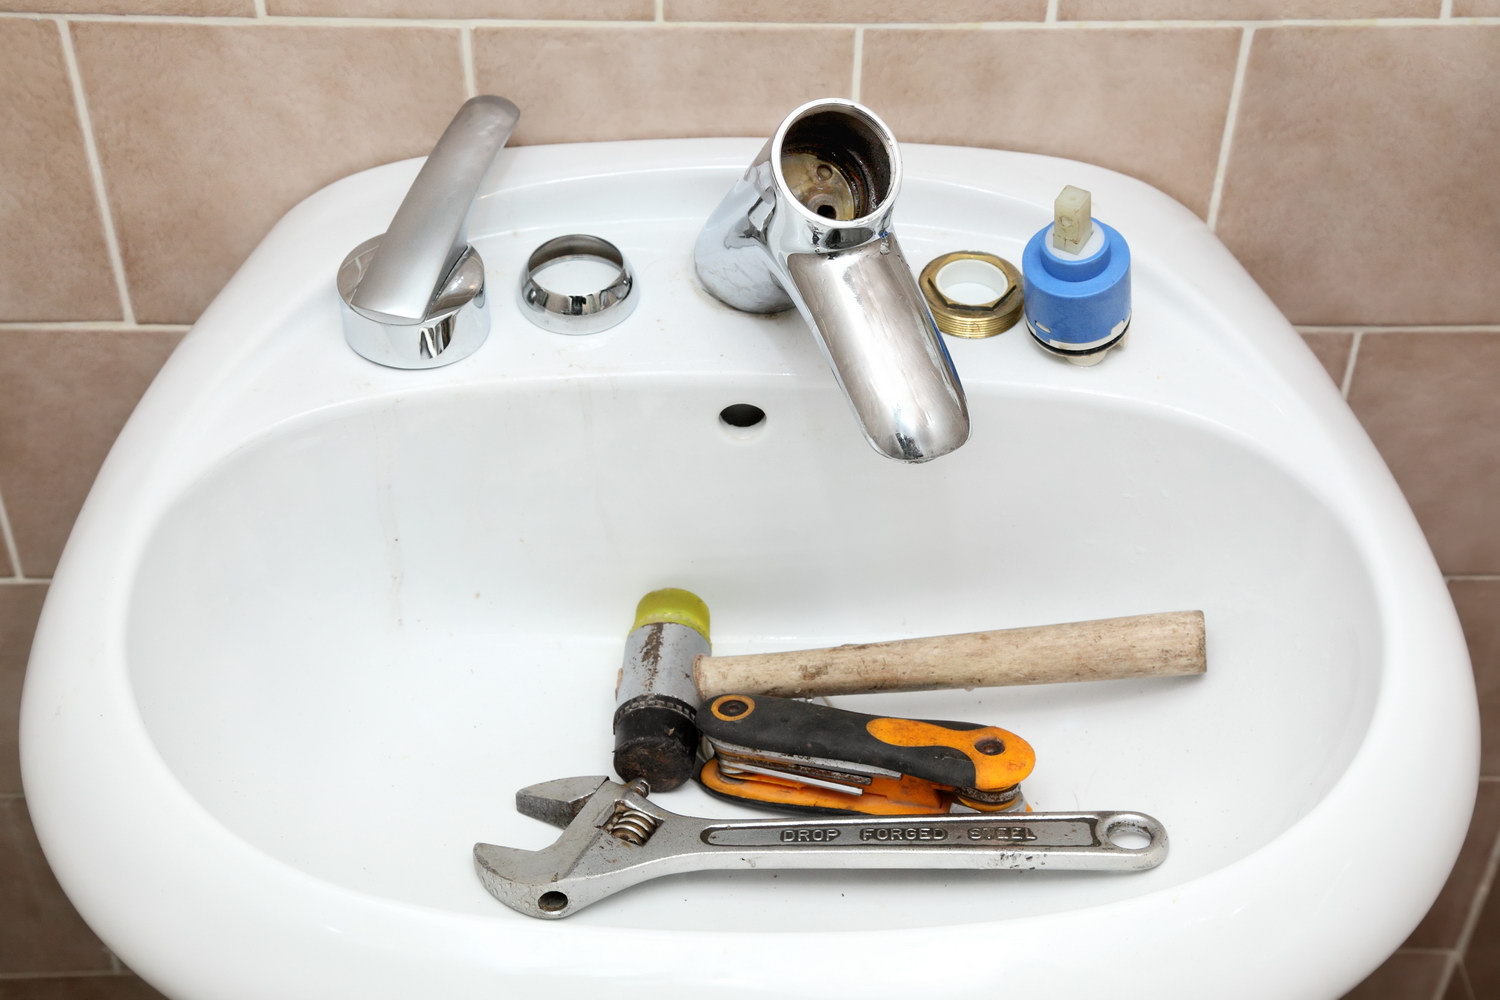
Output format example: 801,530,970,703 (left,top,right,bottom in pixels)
338,96,518,370
347,95,518,325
